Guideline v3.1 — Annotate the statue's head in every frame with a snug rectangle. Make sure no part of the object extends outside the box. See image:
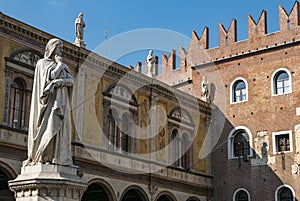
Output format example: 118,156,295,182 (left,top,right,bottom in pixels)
44,38,63,59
